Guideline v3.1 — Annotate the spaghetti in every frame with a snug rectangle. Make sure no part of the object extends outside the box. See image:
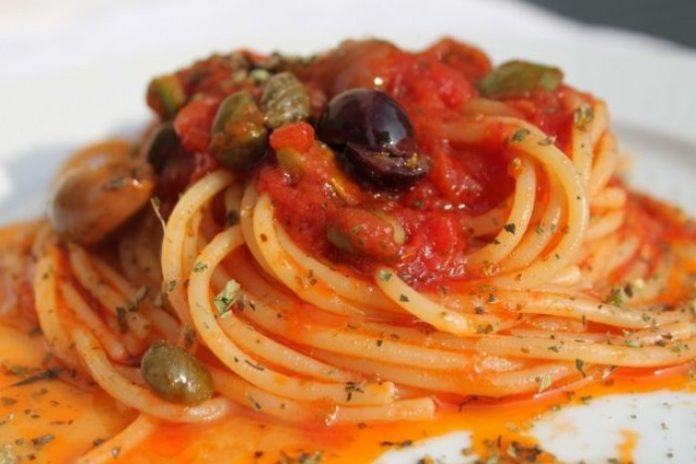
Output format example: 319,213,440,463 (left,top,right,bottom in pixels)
0,38,695,462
